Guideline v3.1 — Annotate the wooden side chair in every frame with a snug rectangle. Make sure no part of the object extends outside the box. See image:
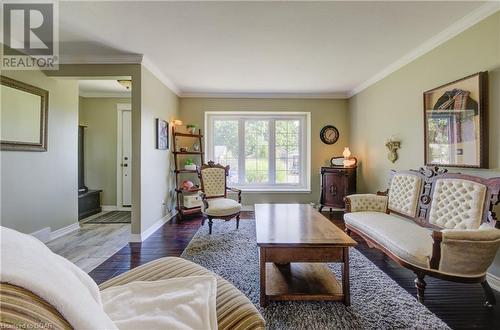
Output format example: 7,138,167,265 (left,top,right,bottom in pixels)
198,161,242,234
